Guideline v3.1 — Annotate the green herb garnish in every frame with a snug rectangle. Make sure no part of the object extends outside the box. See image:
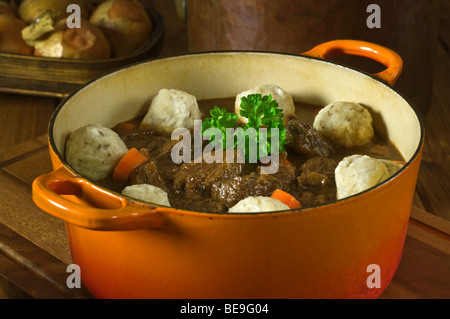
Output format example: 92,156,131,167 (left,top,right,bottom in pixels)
202,94,287,162
238,94,287,161
201,106,238,149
